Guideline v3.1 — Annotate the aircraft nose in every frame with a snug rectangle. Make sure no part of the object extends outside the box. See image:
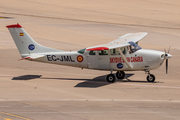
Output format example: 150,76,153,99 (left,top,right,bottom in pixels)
165,53,172,59
160,53,172,59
